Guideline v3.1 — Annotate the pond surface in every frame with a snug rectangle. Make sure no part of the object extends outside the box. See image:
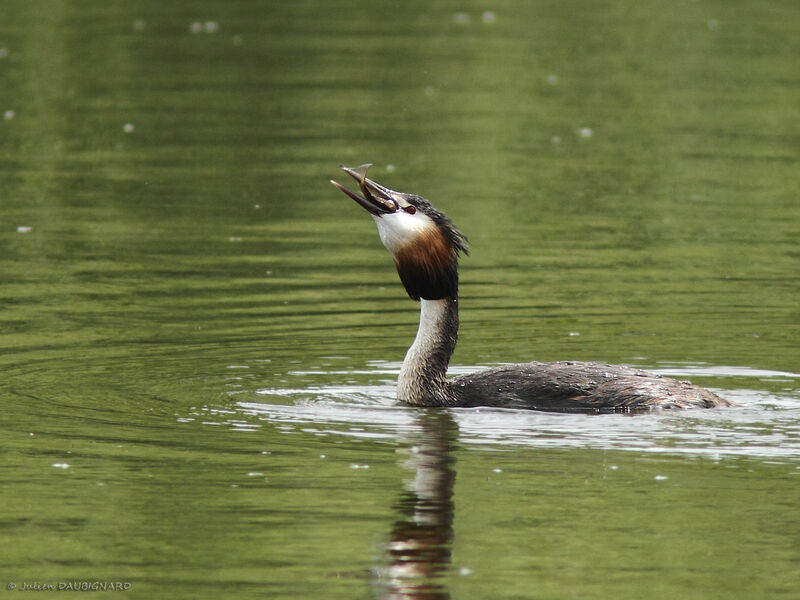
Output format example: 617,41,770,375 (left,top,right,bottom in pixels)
1,1,799,598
